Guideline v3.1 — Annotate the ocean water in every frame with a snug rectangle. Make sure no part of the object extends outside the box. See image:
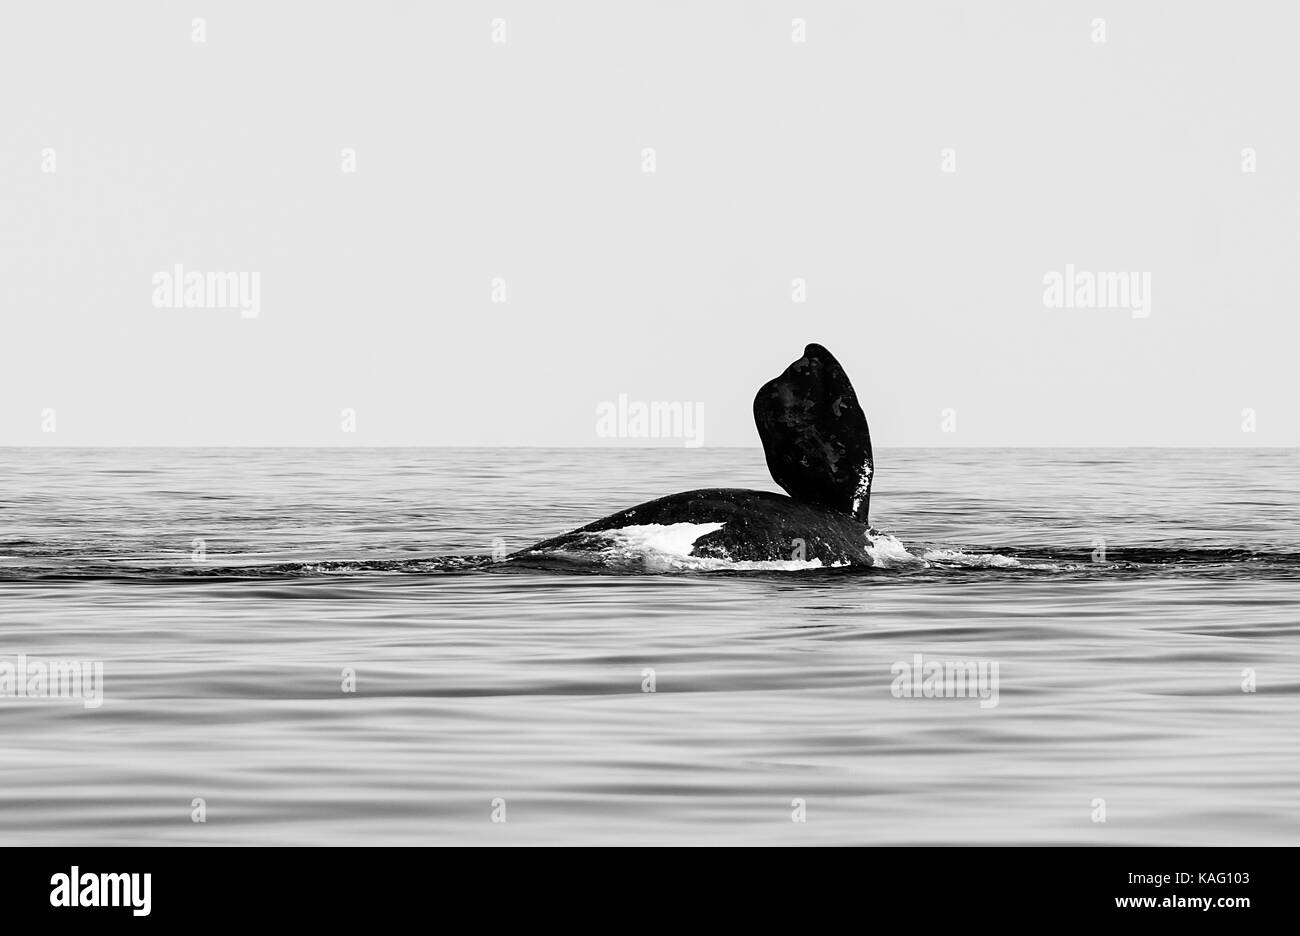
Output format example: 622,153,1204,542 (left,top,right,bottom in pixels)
0,446,1297,845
